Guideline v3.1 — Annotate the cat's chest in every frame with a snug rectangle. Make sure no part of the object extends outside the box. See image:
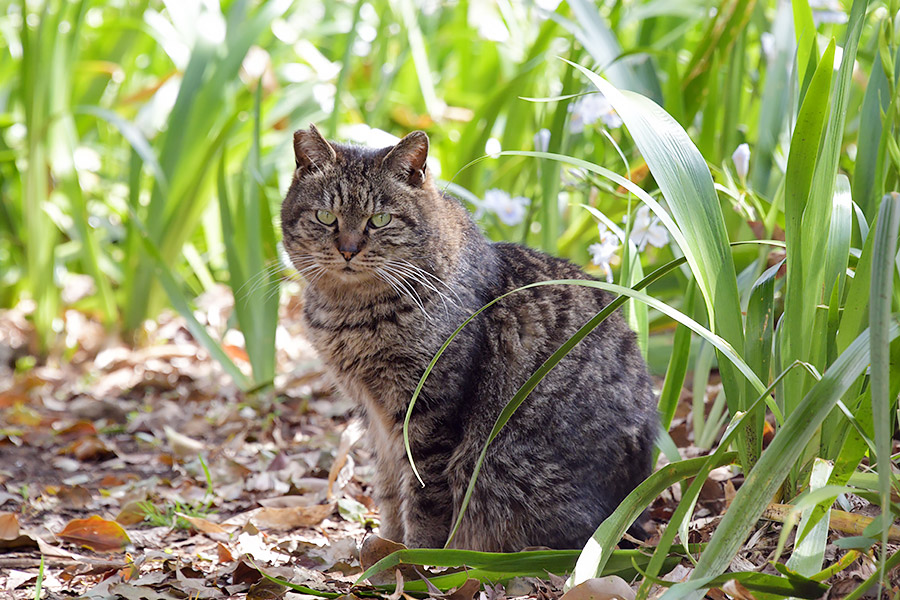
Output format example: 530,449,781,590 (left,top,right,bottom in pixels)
301,295,441,403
